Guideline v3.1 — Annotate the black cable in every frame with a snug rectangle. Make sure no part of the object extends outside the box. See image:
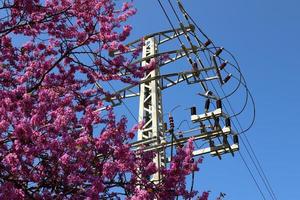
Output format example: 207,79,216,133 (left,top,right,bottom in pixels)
163,1,277,199
208,31,275,200
230,74,256,134
167,0,247,118
223,60,276,199
210,51,273,199
238,150,267,200
243,135,278,200
157,0,210,93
